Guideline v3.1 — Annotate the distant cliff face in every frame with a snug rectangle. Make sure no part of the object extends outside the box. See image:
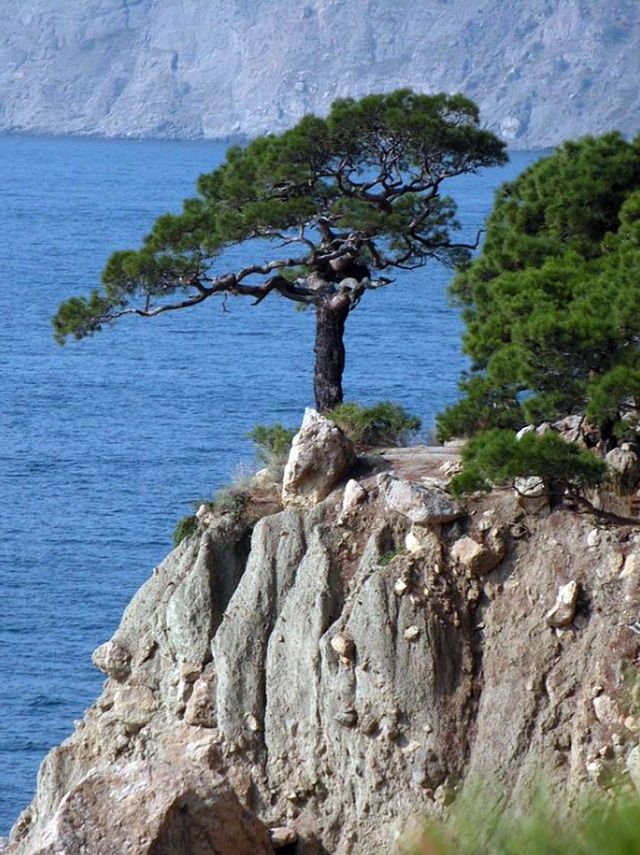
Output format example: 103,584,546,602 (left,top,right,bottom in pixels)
0,0,638,148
